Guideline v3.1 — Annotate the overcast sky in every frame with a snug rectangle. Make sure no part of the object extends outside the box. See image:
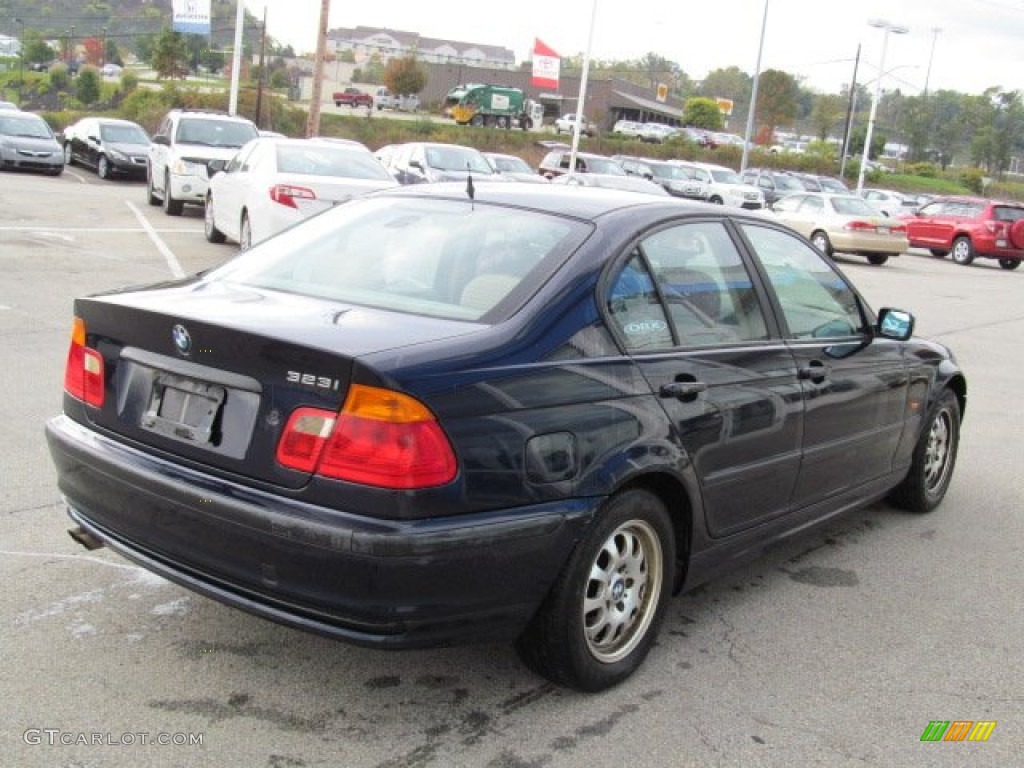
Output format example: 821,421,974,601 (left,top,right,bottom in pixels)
244,0,1024,96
